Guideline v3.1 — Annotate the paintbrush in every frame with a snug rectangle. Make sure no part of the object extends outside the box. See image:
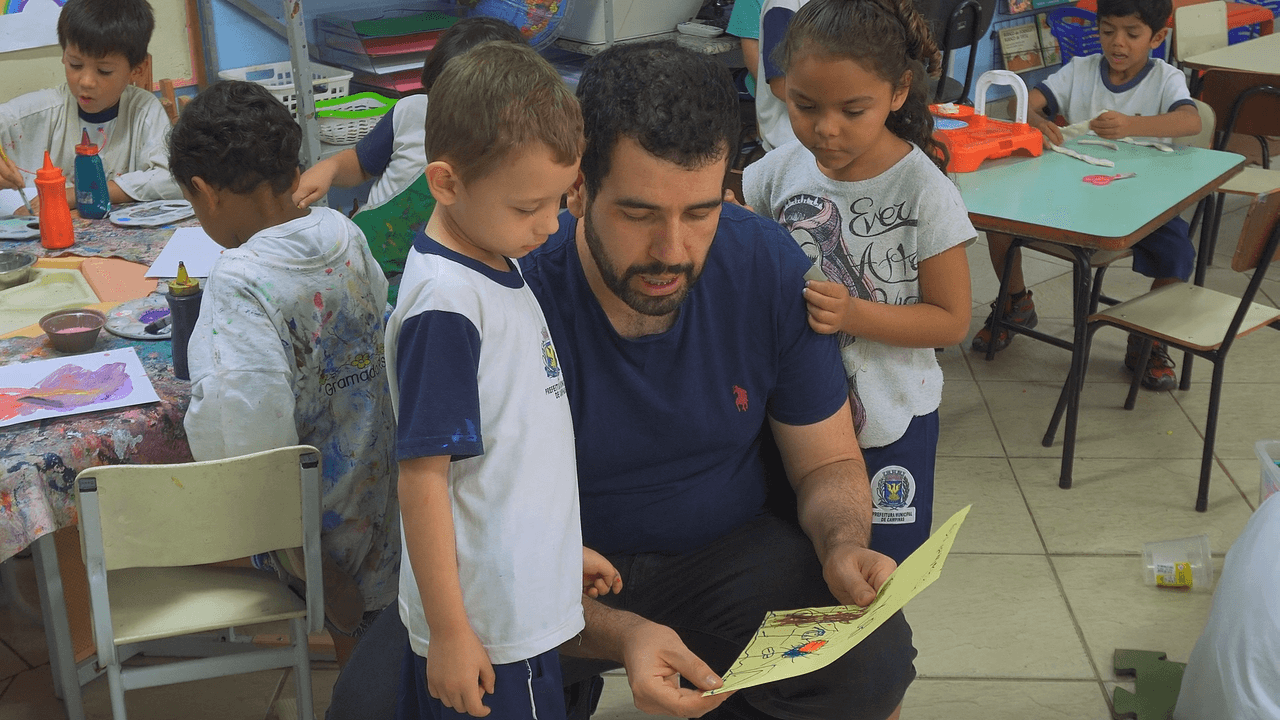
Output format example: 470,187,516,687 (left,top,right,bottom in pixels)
0,144,35,216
